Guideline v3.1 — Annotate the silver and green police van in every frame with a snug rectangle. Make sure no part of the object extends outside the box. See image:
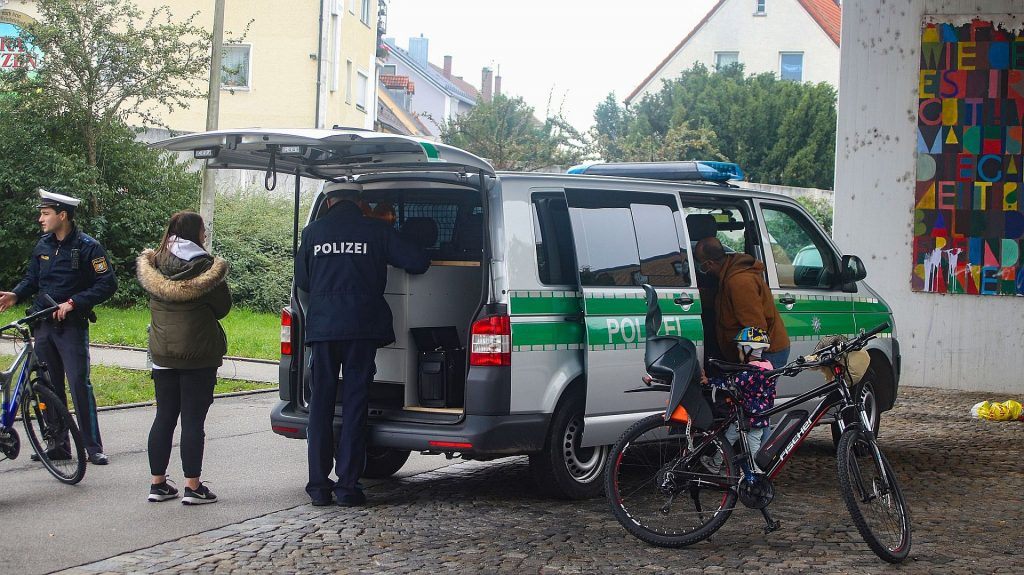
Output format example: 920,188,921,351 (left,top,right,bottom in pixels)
155,129,900,499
